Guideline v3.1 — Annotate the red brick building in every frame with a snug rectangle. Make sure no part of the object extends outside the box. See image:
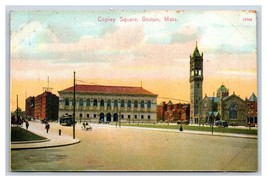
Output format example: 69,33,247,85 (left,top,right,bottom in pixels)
157,101,190,123
26,91,59,120
25,96,35,118
246,92,257,126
